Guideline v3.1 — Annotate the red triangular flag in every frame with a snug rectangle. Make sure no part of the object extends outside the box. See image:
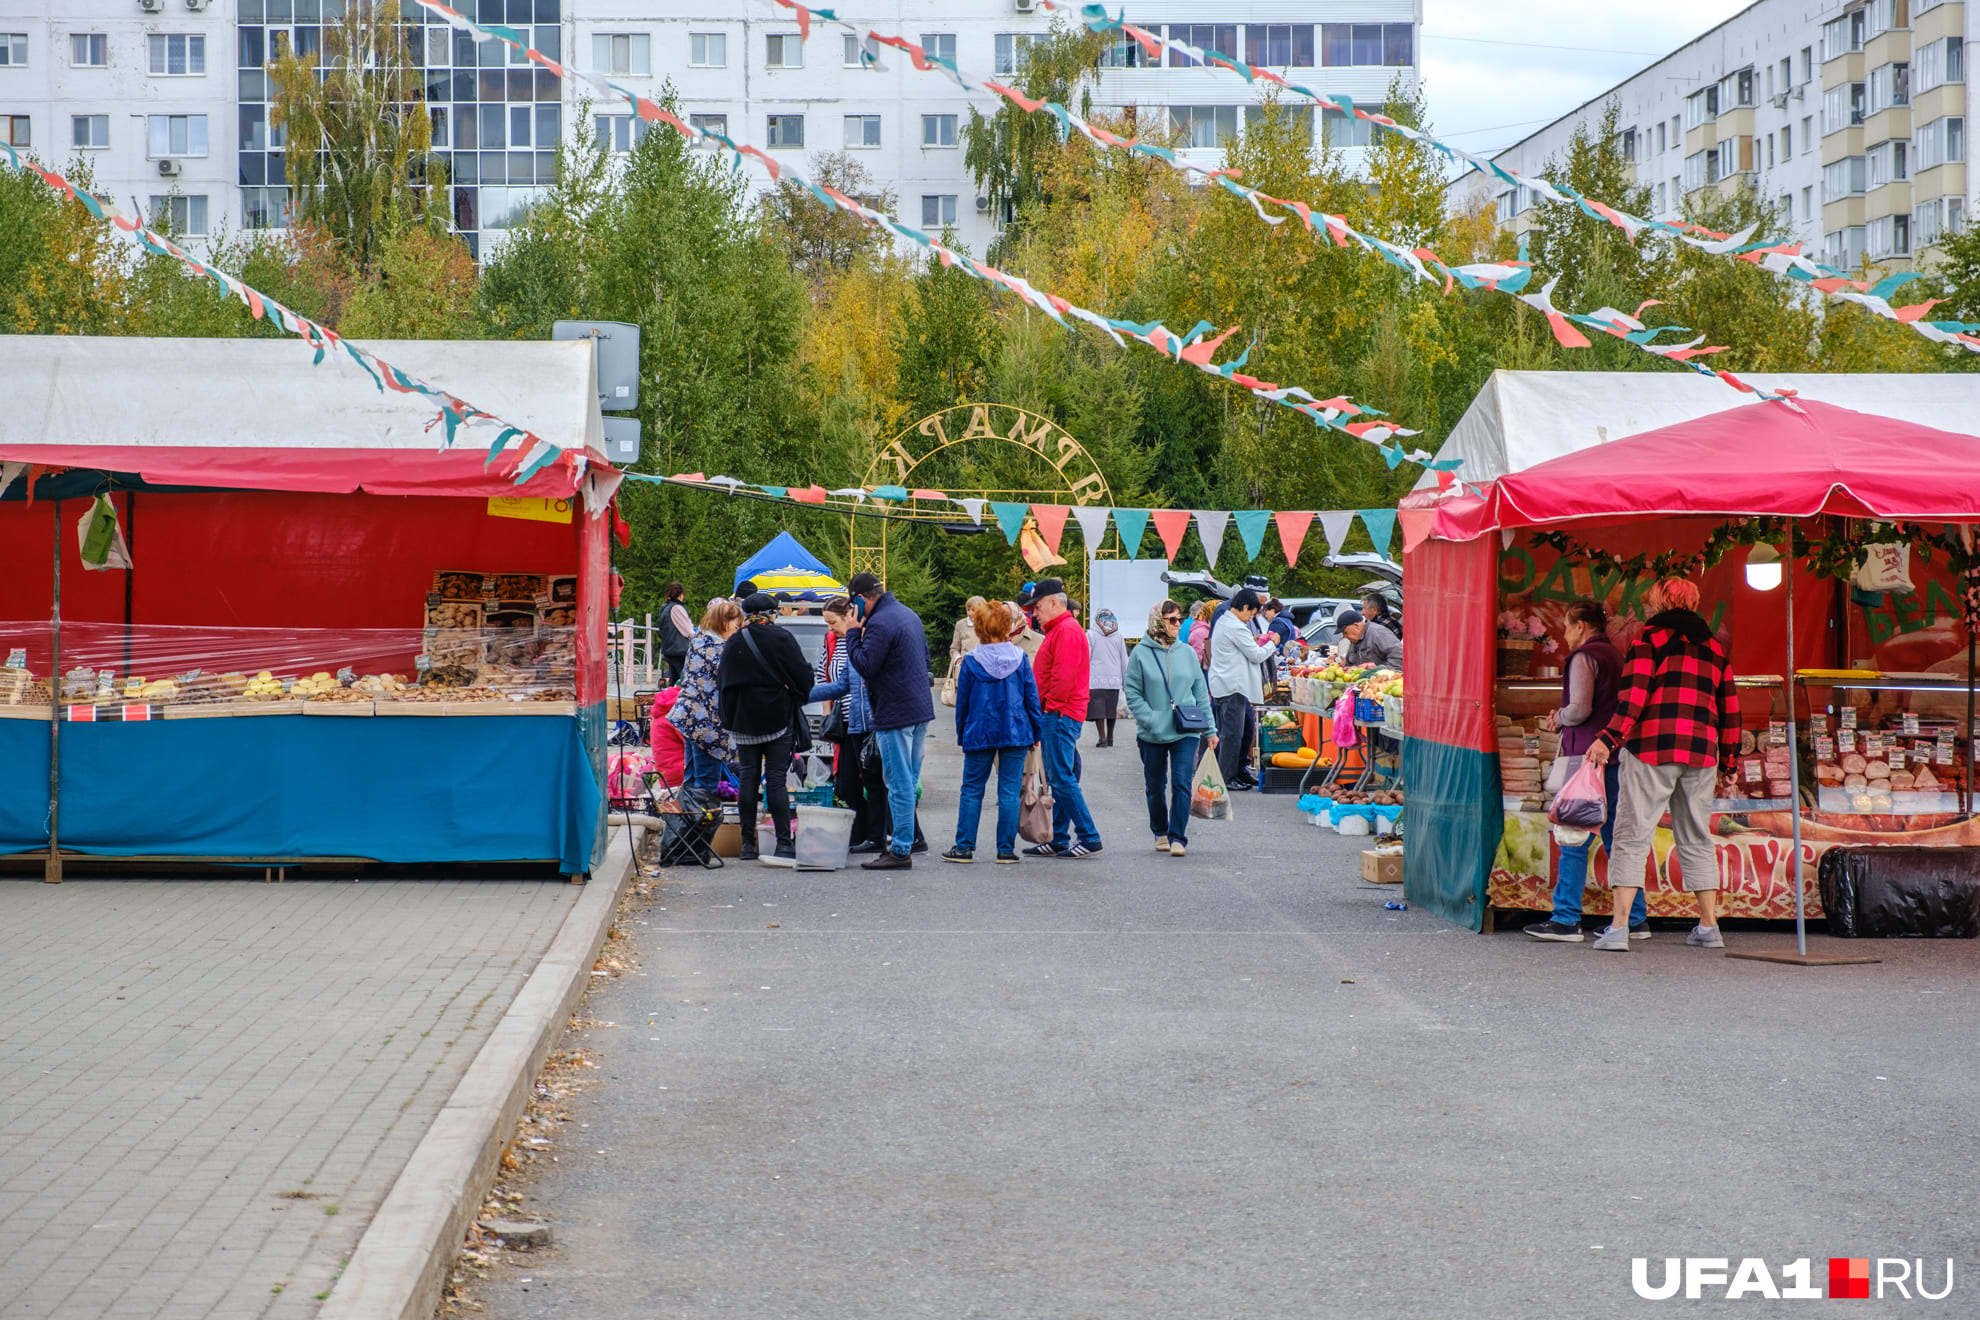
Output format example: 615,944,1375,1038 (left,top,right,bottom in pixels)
669,471,705,482
911,488,948,501
1151,509,1191,560
1031,504,1071,557
789,486,828,504
610,499,632,548
1399,508,1438,555
1274,511,1314,567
